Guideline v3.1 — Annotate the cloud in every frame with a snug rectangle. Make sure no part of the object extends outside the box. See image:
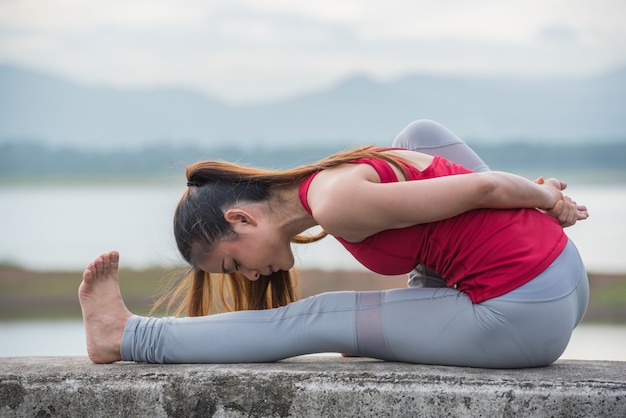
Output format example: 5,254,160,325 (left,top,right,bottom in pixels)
0,0,624,103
